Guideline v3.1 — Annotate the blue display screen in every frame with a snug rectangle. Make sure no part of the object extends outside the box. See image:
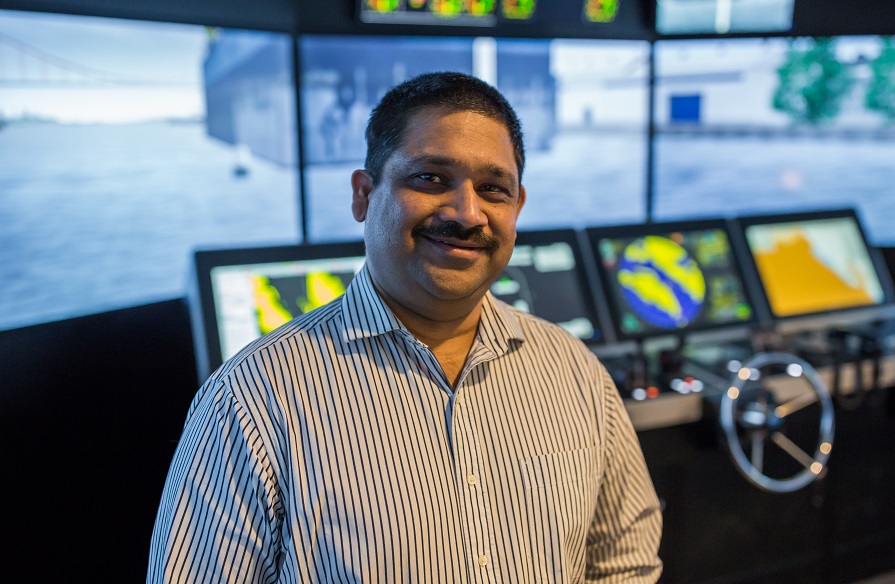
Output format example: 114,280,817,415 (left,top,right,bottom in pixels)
0,10,300,330
300,35,650,242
